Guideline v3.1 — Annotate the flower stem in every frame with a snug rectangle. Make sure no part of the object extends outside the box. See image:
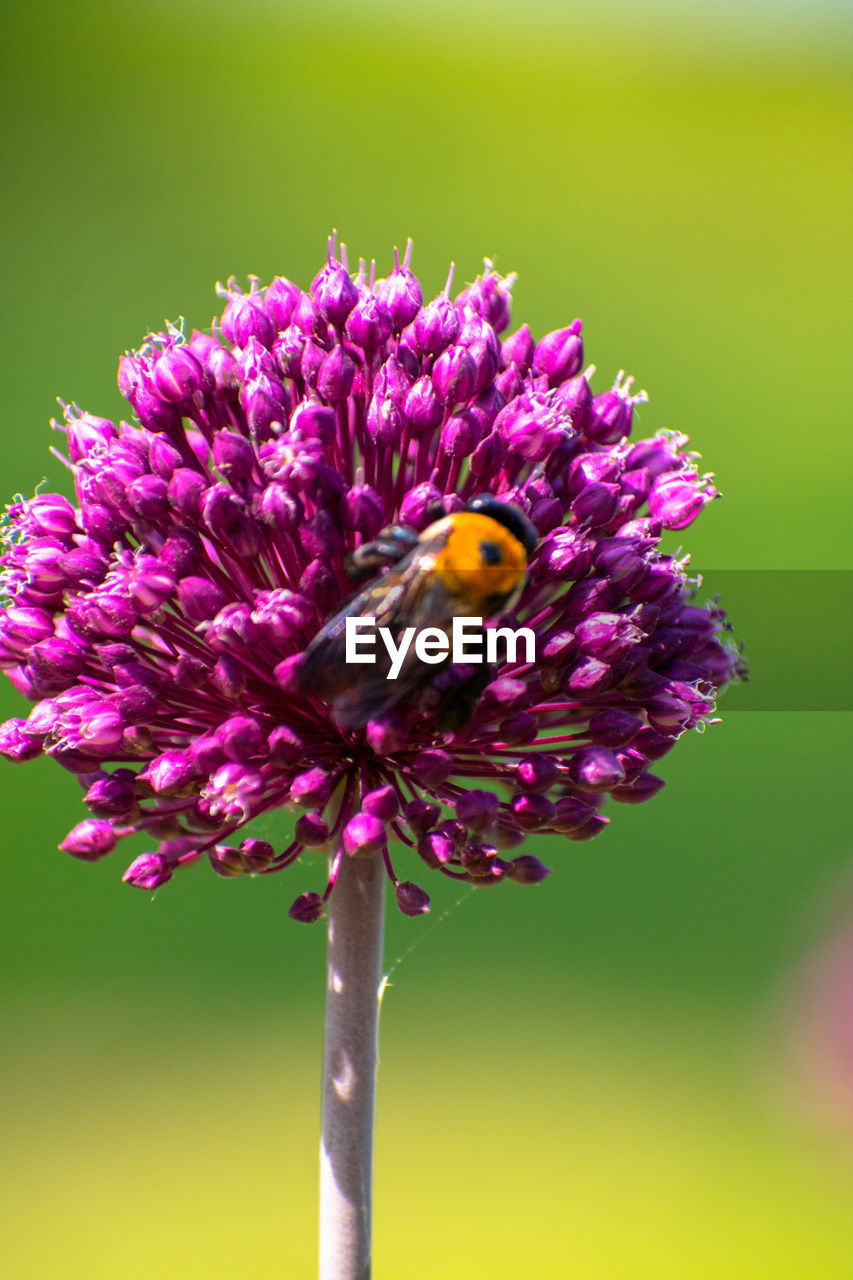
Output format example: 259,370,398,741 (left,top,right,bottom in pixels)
320,851,386,1280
